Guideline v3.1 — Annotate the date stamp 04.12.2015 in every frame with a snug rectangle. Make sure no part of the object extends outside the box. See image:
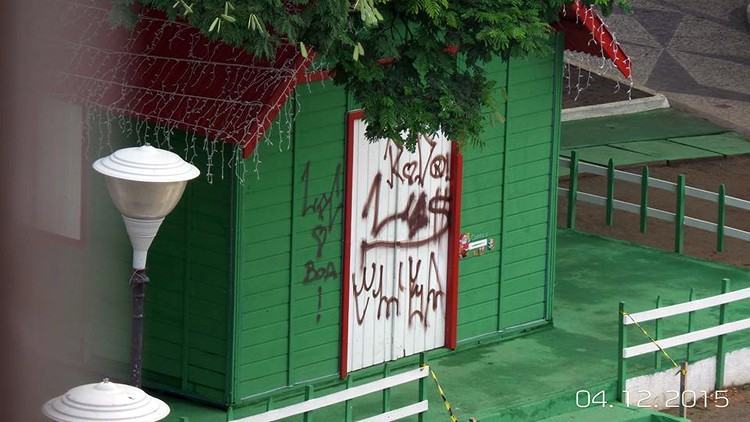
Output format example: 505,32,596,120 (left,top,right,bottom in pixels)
576,389,730,409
